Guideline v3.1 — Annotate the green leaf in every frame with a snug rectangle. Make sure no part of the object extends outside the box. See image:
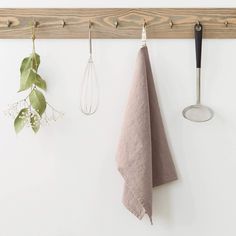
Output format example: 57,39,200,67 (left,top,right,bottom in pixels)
34,74,47,91
19,69,36,92
14,108,29,133
20,53,40,74
29,89,46,116
30,113,40,133
32,53,40,72
20,56,32,74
